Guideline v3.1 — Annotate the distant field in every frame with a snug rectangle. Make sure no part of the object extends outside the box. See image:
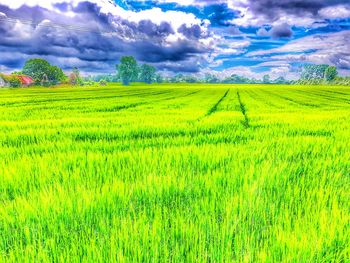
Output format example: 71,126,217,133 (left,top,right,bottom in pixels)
0,83,349,262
